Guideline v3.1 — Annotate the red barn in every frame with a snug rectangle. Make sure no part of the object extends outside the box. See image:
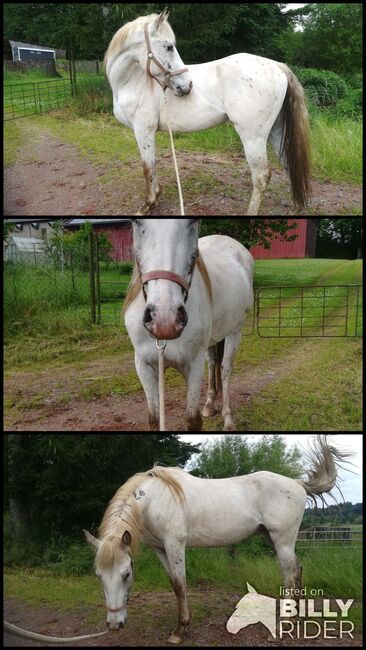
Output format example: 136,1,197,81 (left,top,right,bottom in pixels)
65,218,133,261
250,219,318,259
